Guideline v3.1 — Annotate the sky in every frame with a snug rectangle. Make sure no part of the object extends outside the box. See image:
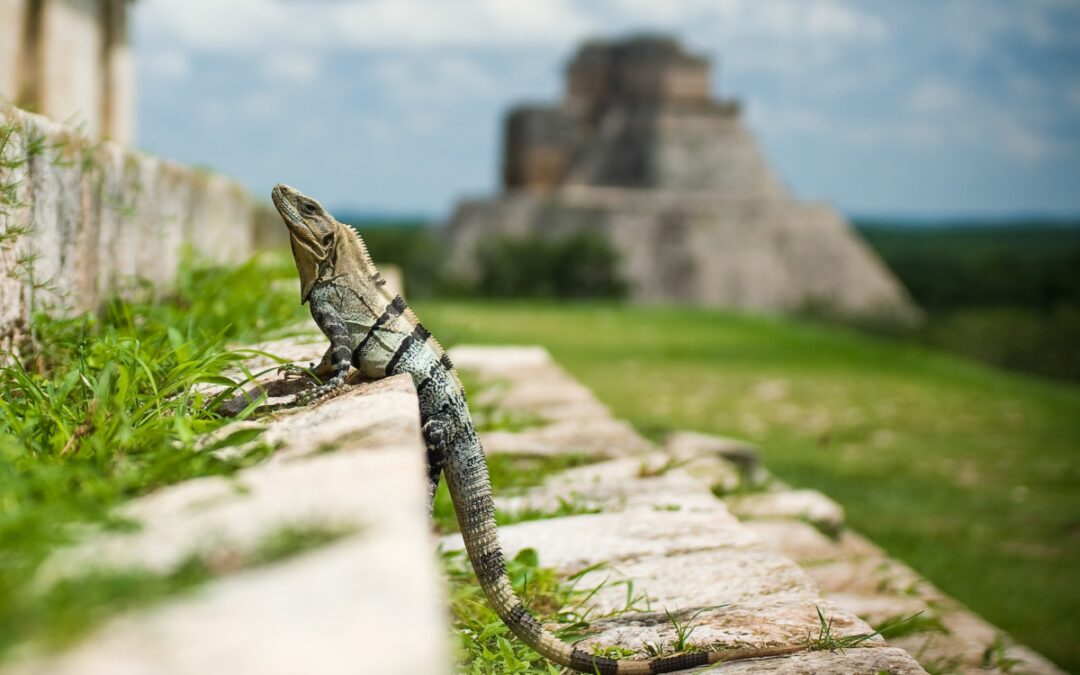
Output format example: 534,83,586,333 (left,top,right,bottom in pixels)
132,0,1080,220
